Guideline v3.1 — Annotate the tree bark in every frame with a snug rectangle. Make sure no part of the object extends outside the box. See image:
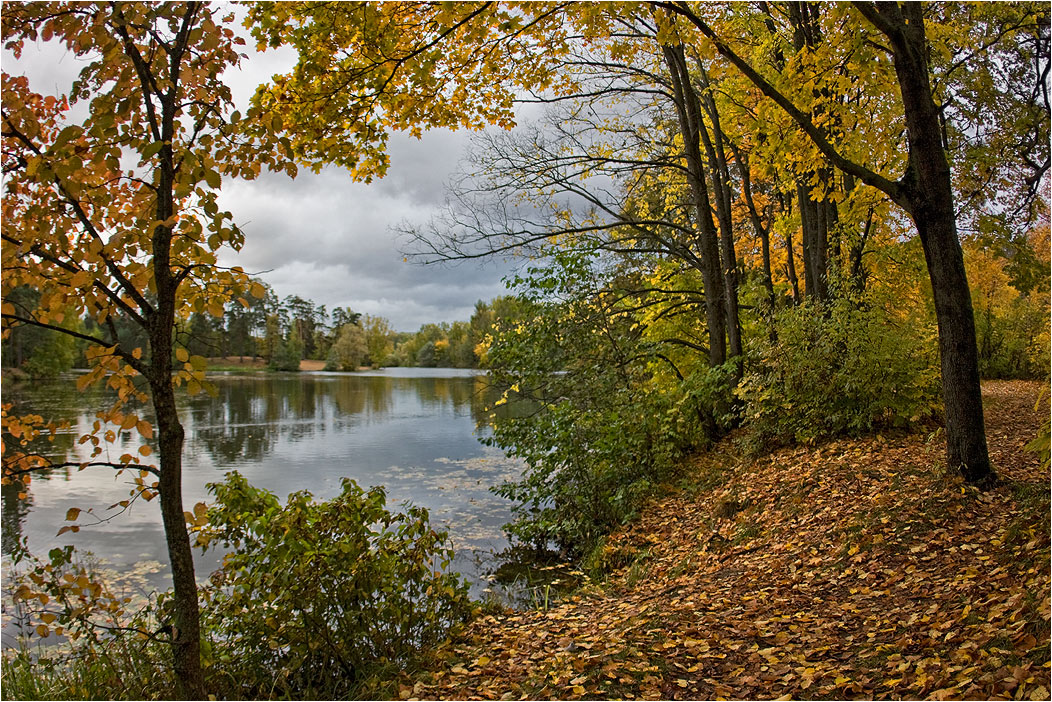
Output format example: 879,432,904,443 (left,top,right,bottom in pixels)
697,69,743,370
150,366,204,699
734,147,778,317
779,192,803,305
789,2,831,302
662,43,728,367
875,2,992,483
149,8,207,690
